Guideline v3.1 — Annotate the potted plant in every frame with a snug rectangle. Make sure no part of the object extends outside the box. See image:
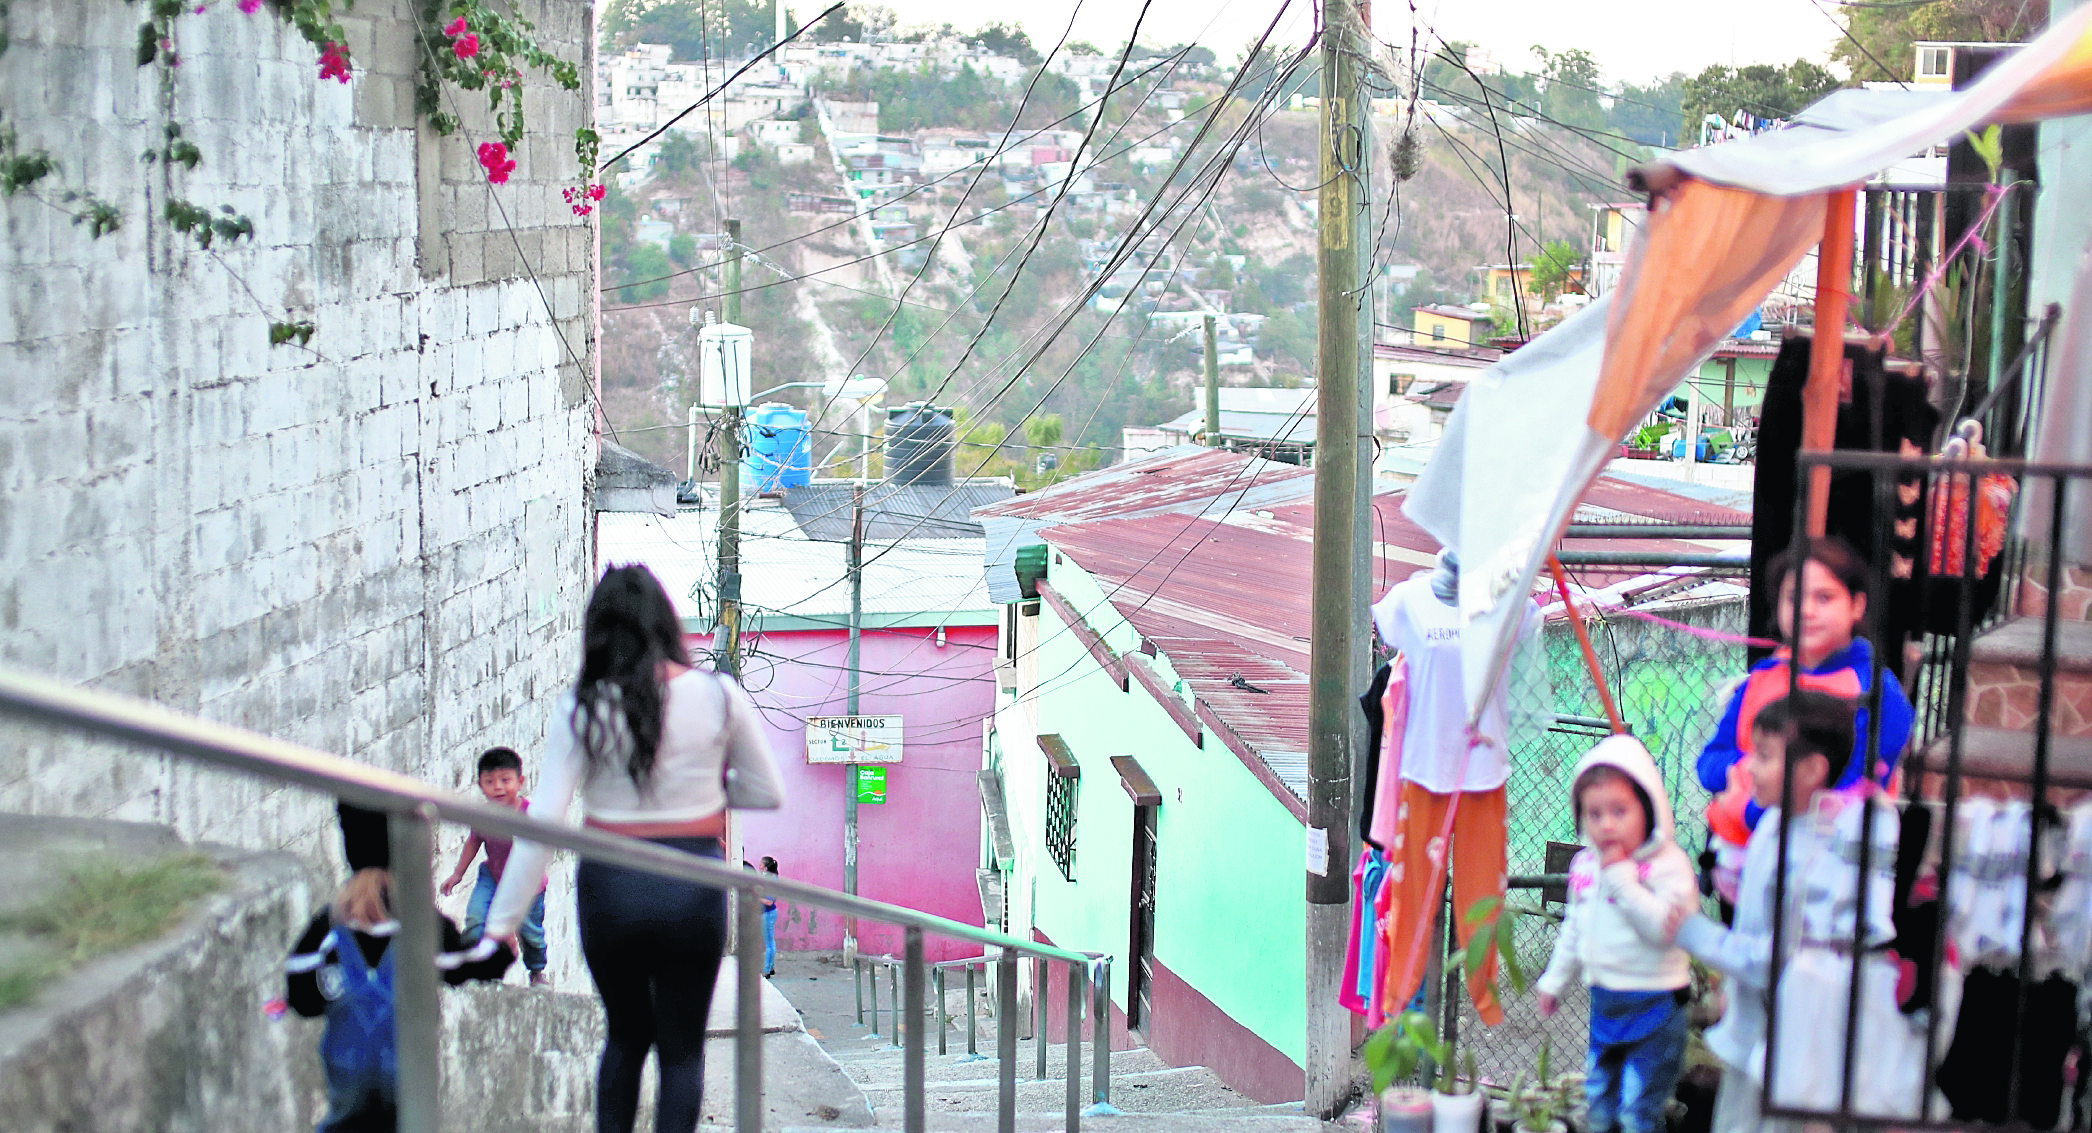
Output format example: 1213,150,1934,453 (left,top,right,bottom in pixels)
1363,1010,1484,1133
1509,1043,1572,1133
1365,897,1537,1133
